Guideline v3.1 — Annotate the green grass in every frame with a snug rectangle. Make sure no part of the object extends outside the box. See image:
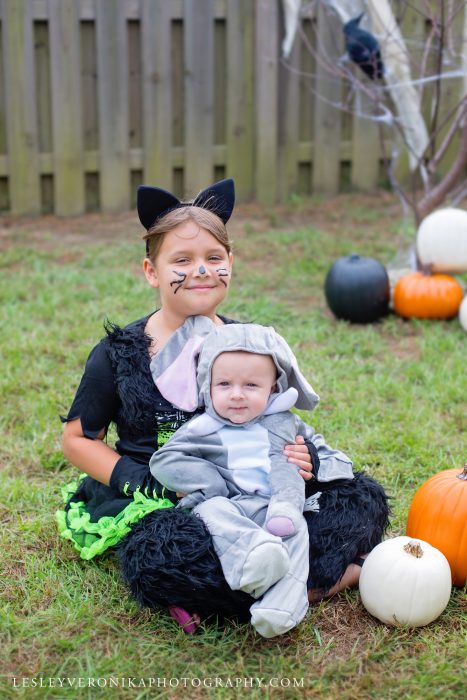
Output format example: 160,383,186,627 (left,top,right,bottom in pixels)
0,195,465,699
